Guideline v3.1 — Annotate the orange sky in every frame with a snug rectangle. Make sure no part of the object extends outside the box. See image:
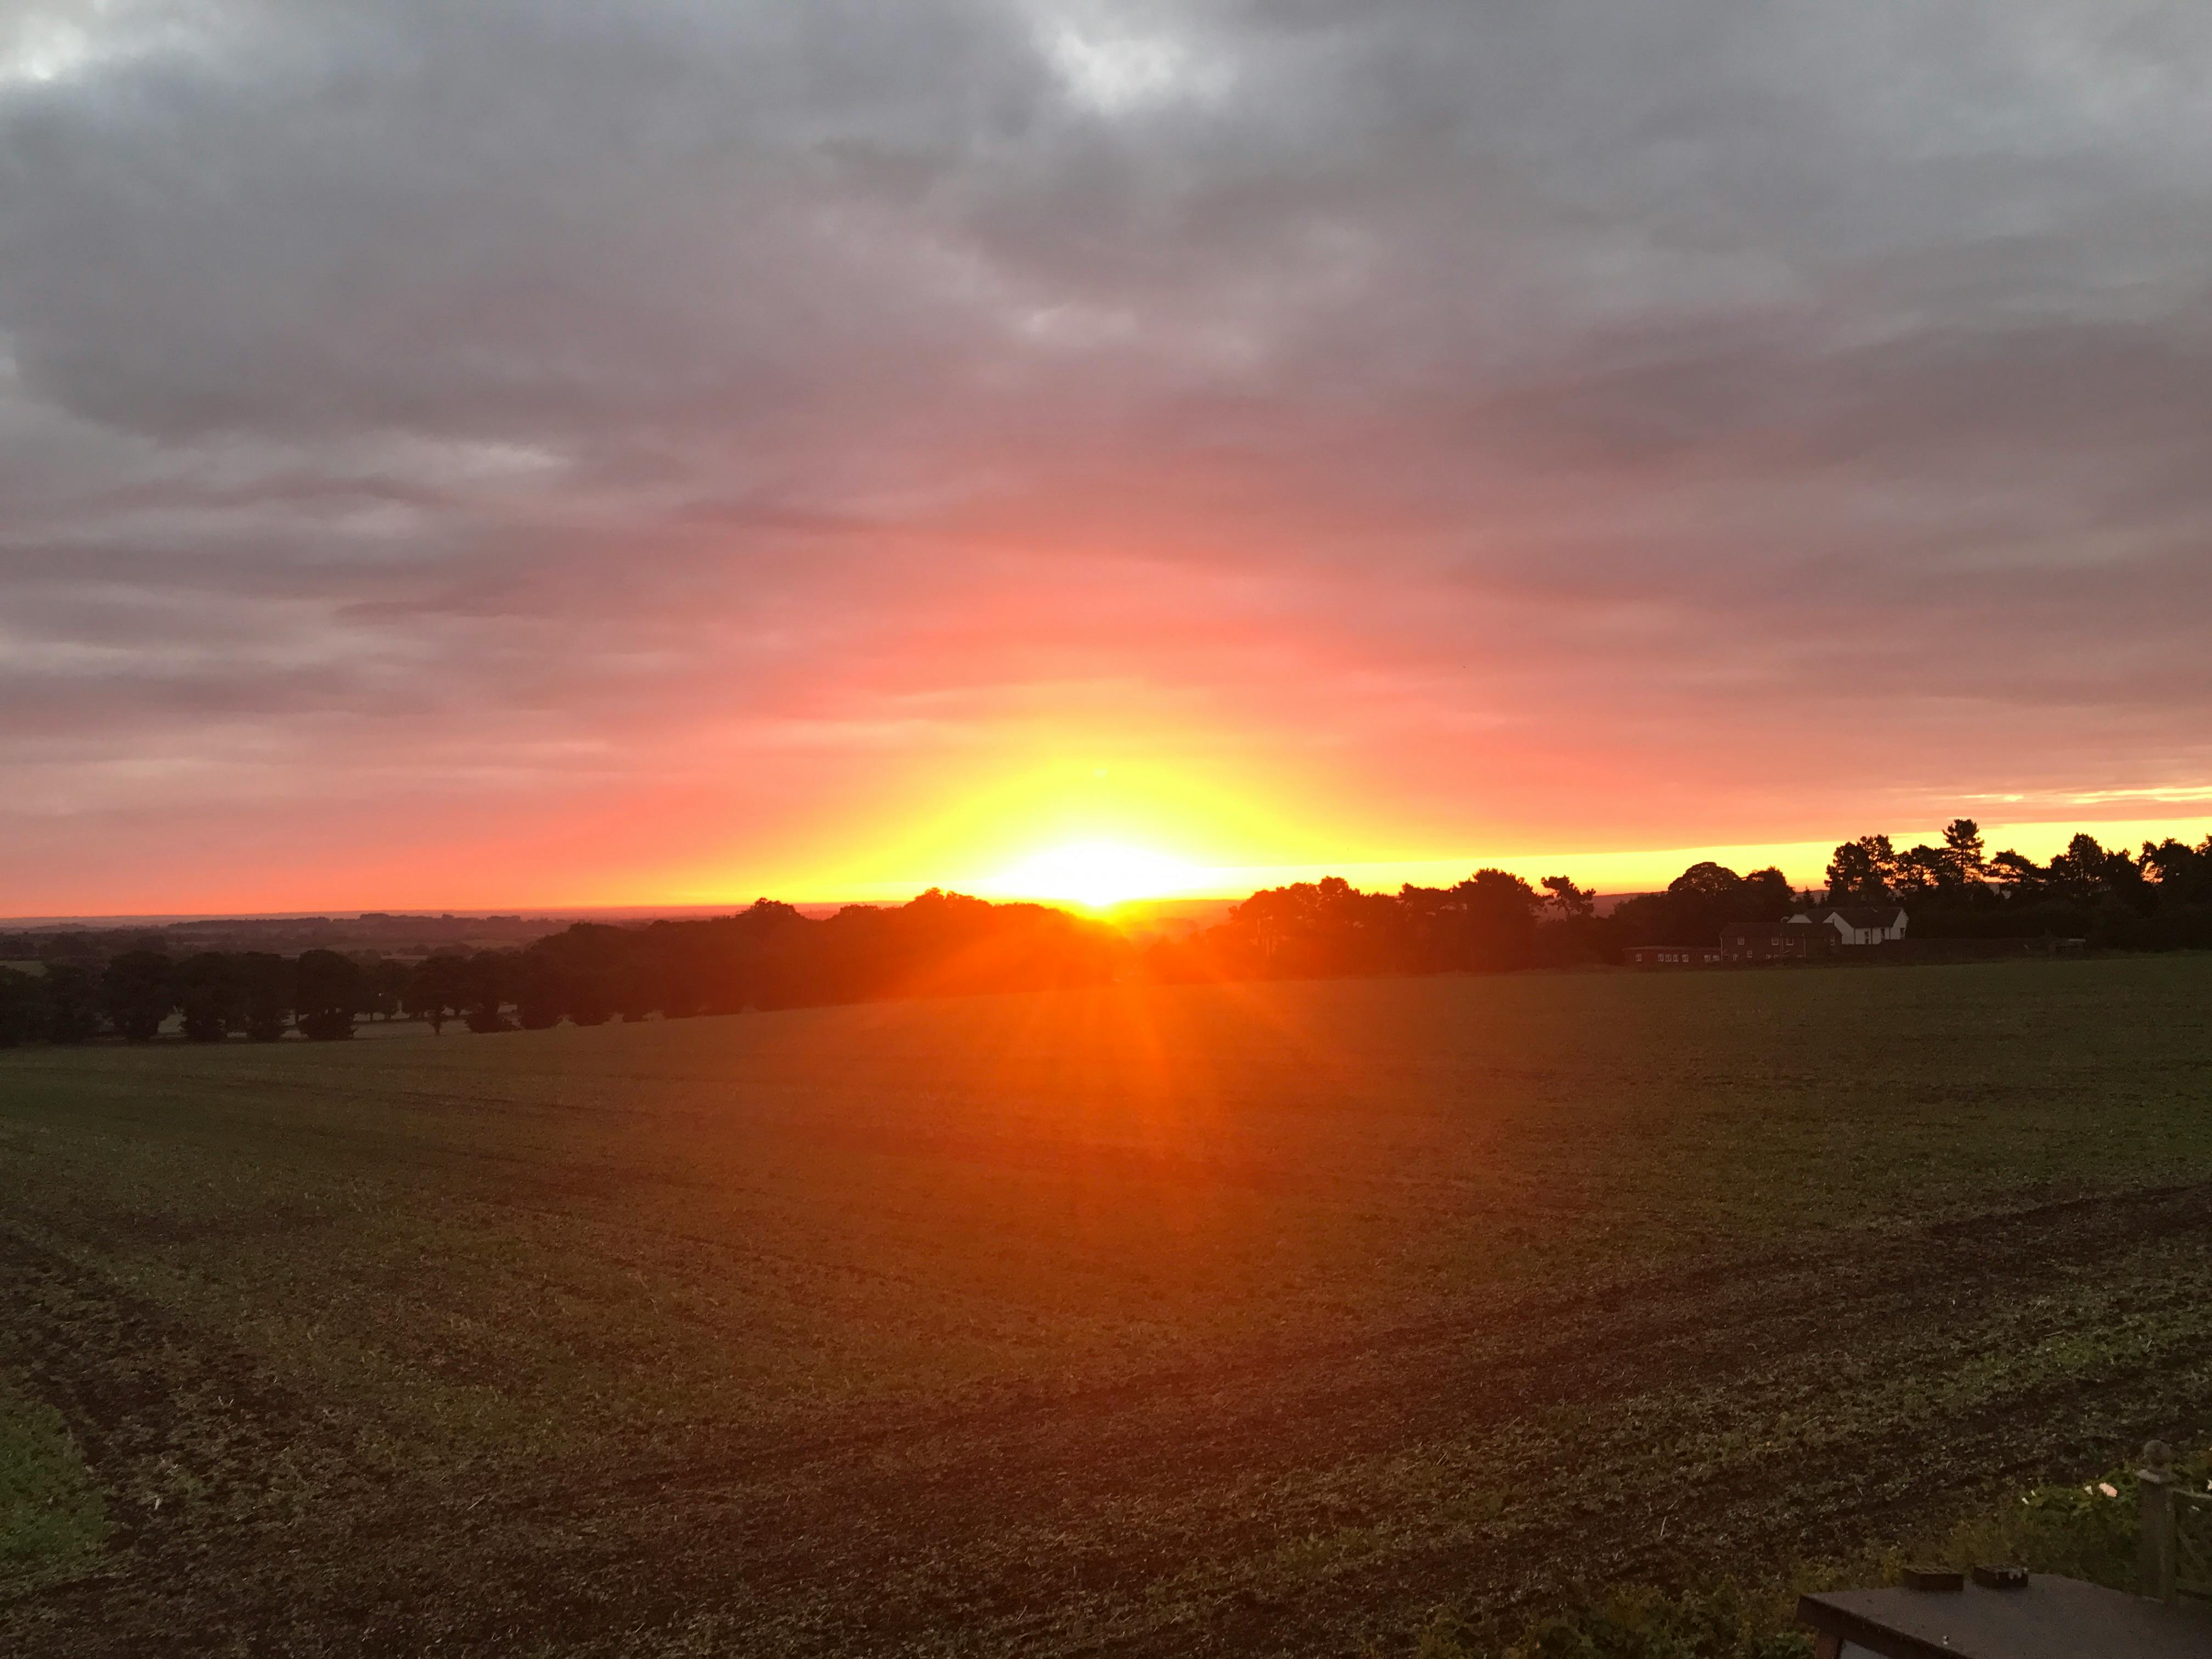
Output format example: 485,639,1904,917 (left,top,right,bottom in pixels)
12,721,2211,919
7,511,2211,917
